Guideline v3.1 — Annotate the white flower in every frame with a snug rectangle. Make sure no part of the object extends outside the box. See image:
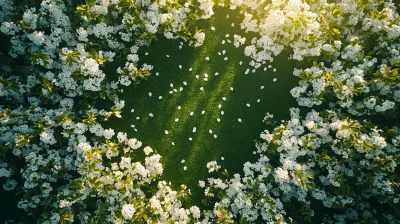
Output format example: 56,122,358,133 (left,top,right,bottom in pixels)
103,128,115,139
198,180,206,188
143,146,153,155
40,129,57,145
128,138,142,149
207,161,221,173
194,32,205,47
121,204,136,220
